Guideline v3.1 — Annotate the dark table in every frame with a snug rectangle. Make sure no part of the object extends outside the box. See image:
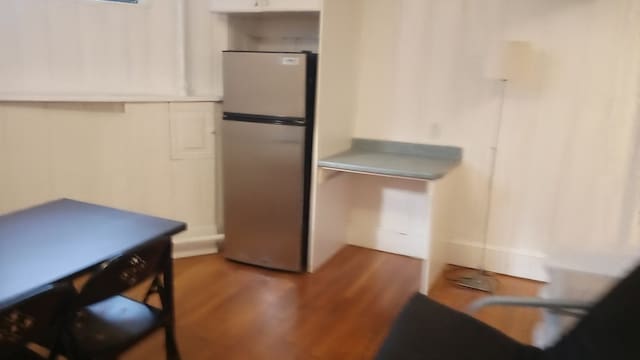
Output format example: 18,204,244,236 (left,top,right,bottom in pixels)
0,198,186,311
